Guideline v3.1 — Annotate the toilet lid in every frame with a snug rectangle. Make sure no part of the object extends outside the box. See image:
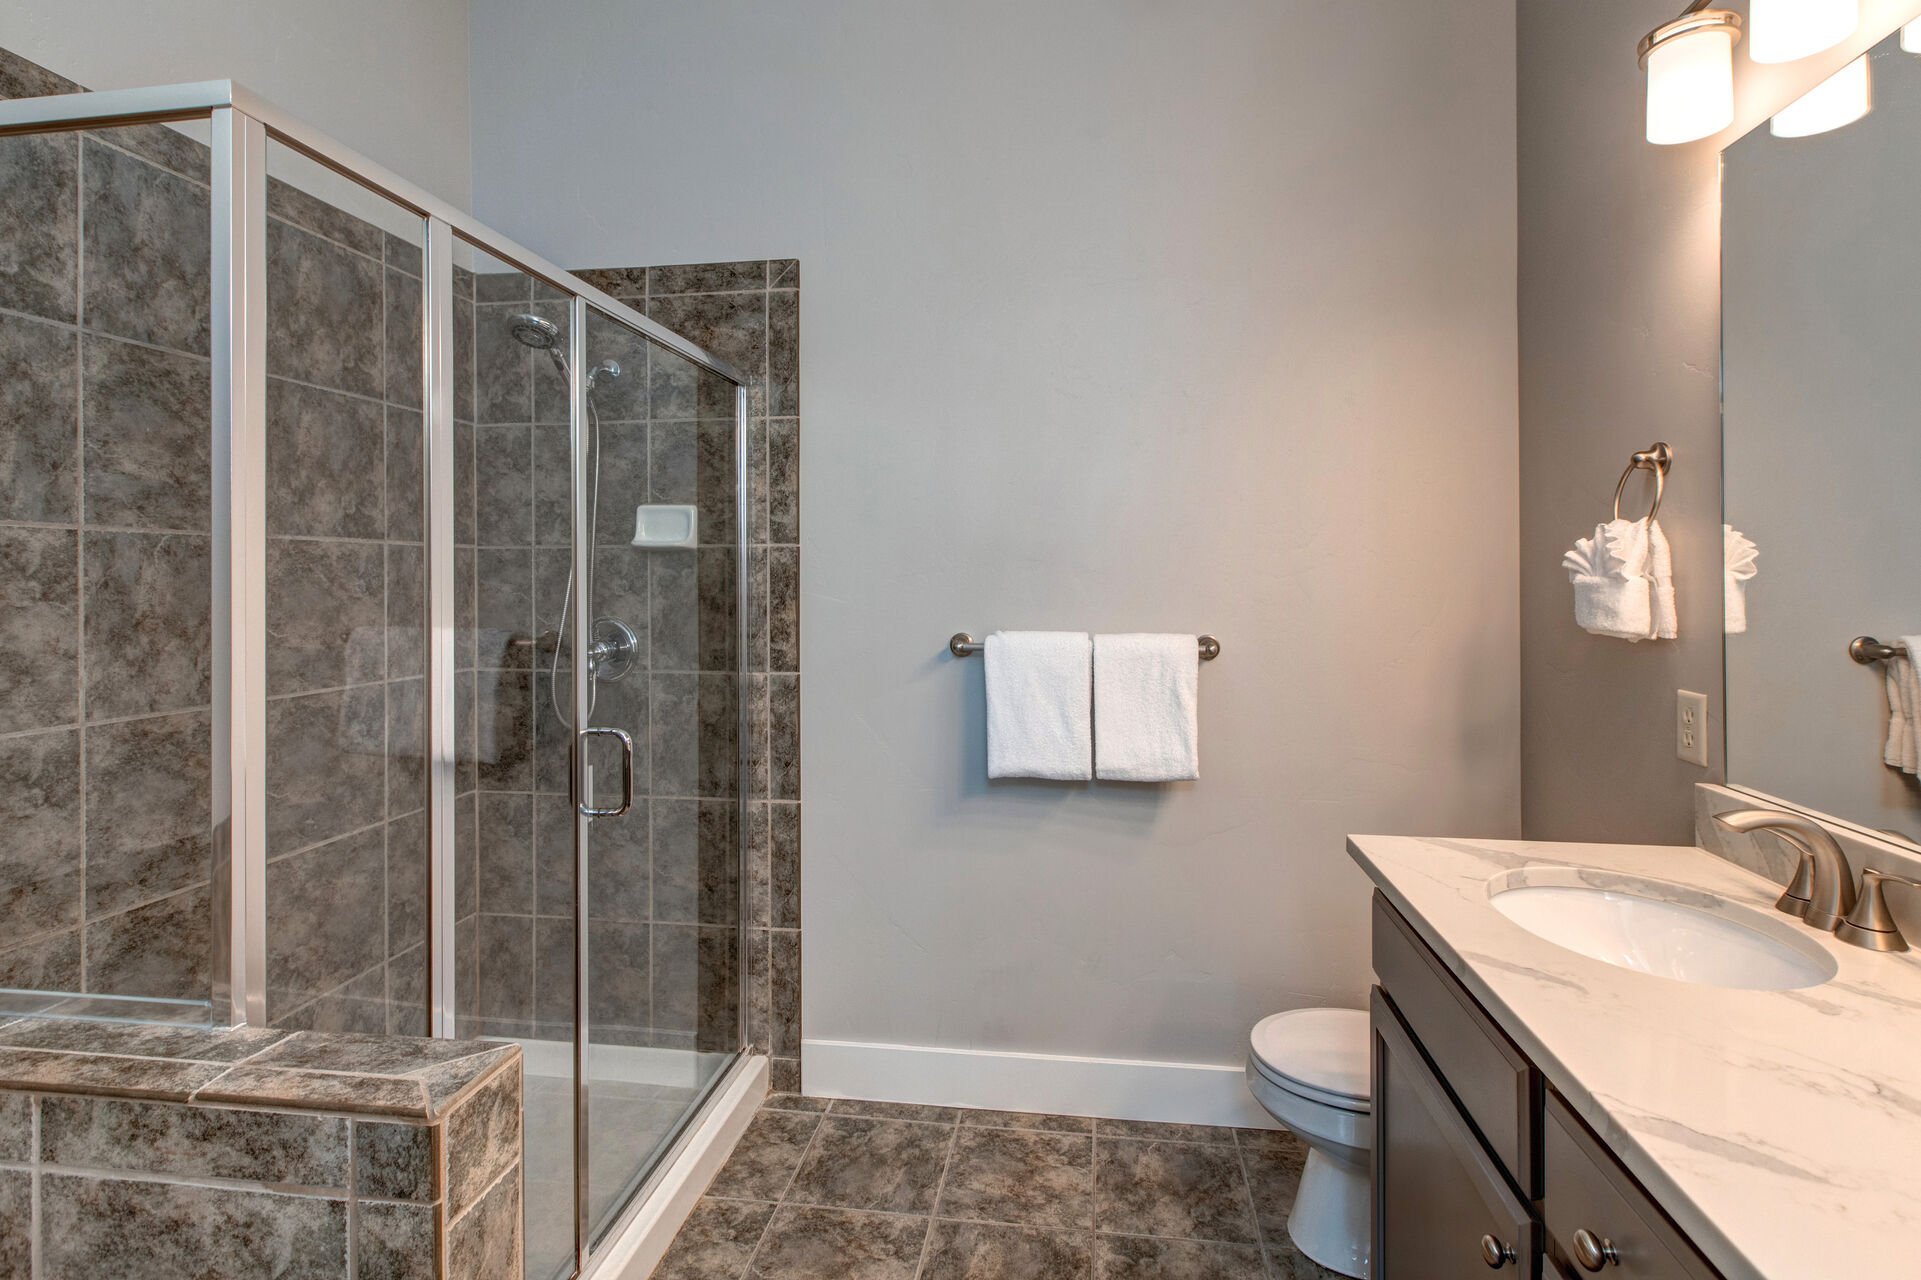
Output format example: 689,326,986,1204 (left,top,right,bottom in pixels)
1249,1008,1370,1109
